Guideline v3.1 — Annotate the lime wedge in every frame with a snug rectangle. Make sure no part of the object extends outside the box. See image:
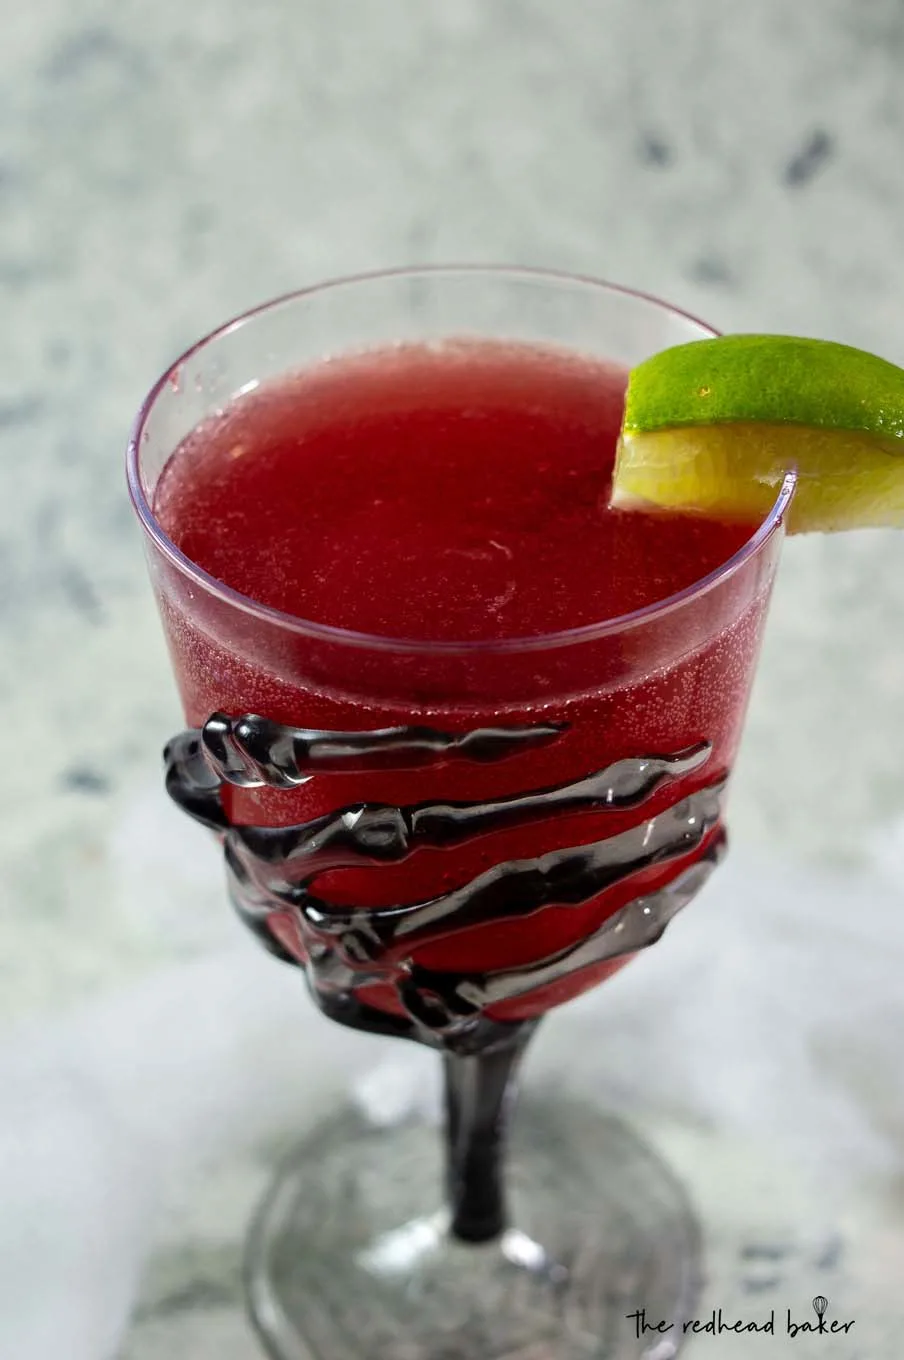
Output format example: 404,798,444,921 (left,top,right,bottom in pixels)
612,335,904,532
